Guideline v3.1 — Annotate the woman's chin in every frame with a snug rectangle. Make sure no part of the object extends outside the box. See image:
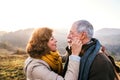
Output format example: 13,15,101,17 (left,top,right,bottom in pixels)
51,49,57,52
